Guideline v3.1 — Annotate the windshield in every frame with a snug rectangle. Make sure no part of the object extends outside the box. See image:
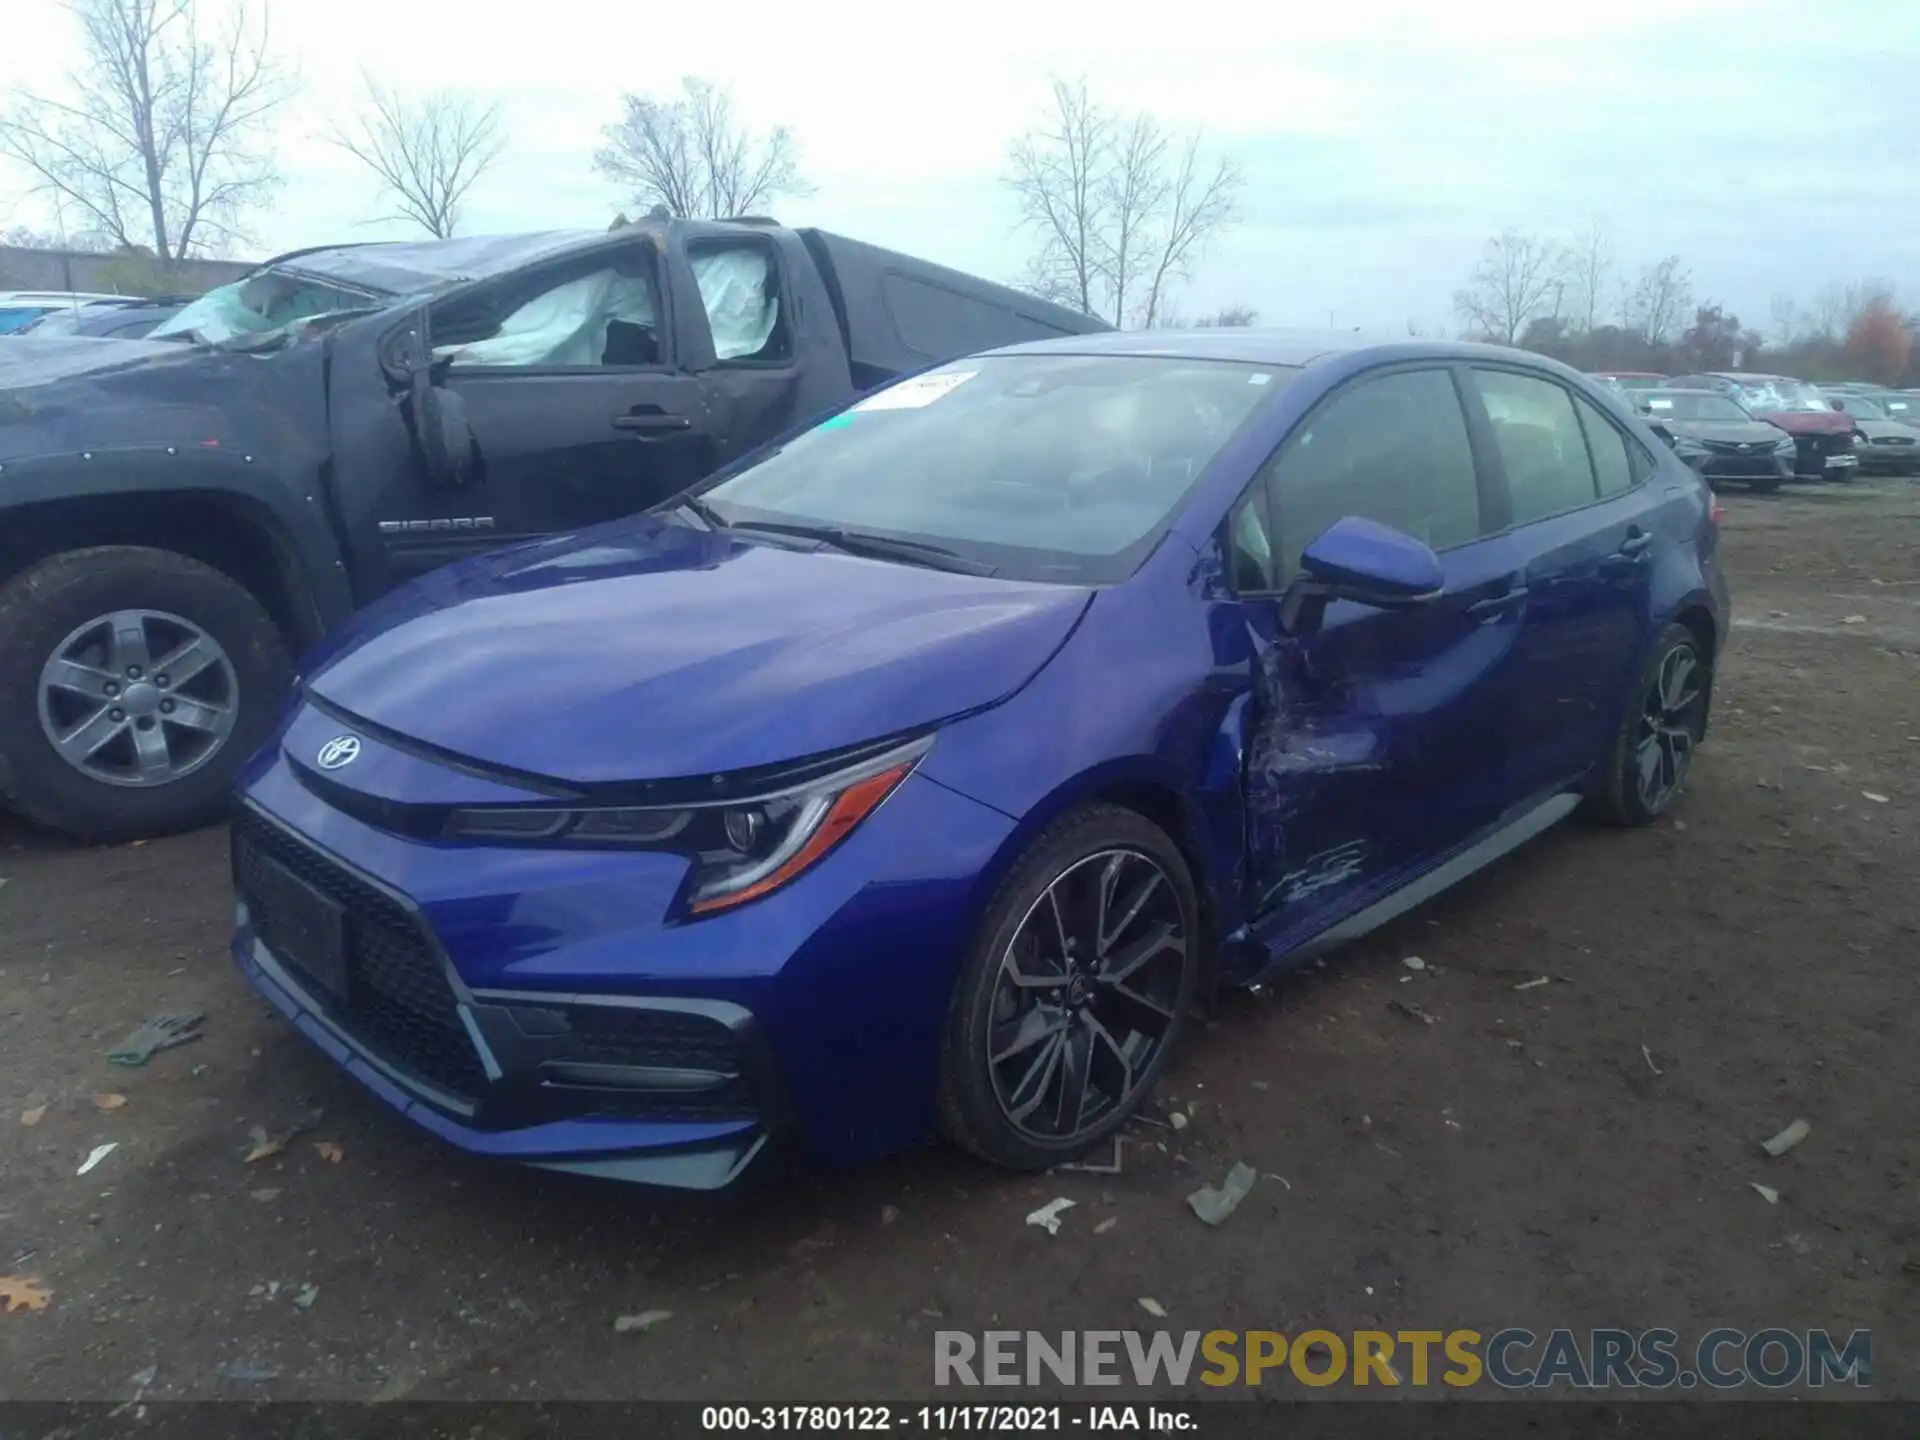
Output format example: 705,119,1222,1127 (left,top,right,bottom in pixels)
1843,394,1888,418
0,306,61,334
1643,392,1750,421
1737,379,1828,413
1881,394,1916,417
1610,375,1665,390
699,354,1292,584
150,269,387,348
